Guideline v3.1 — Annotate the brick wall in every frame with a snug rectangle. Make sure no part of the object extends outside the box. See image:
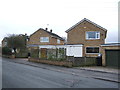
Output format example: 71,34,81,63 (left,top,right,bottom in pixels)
66,21,107,57
27,29,64,45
